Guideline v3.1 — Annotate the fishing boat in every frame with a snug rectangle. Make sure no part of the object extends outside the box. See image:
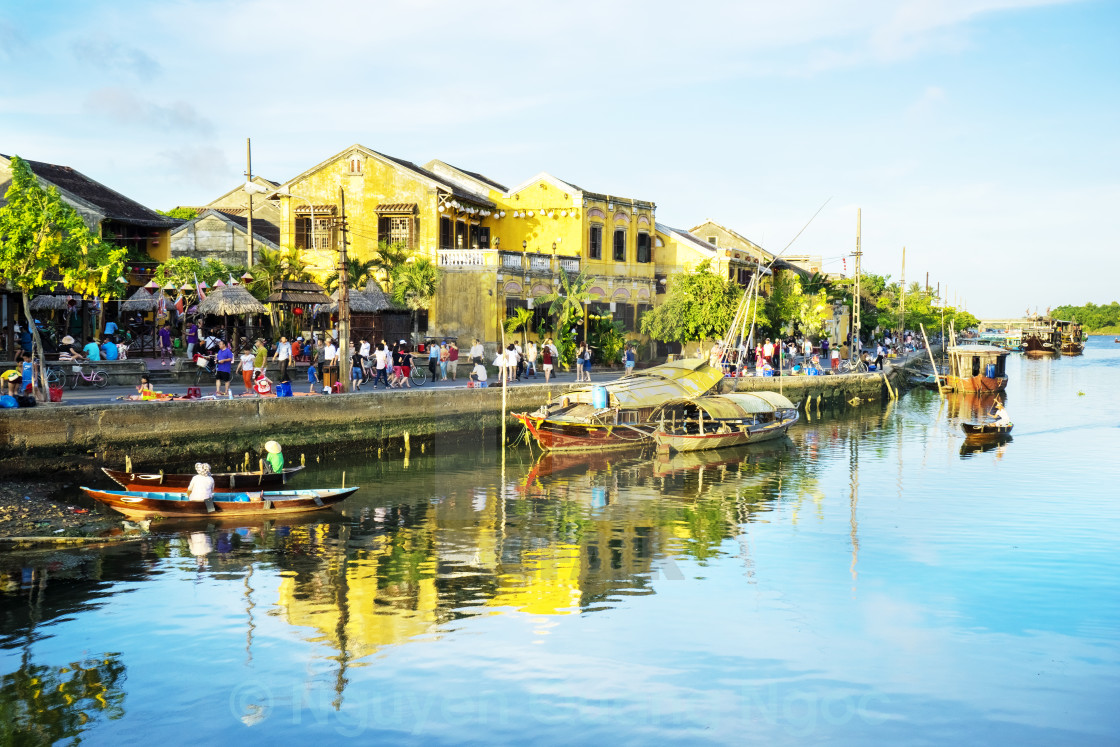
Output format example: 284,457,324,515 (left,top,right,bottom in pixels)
81,486,358,518
102,466,303,492
961,422,1013,439
1056,320,1085,355
944,345,1009,393
650,392,798,453
514,358,723,452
